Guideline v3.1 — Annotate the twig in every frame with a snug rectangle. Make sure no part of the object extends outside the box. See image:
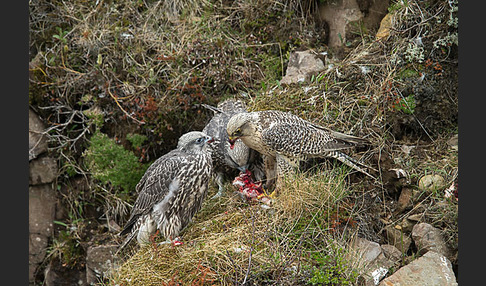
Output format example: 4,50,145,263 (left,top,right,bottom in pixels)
106,81,145,125
225,249,239,286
